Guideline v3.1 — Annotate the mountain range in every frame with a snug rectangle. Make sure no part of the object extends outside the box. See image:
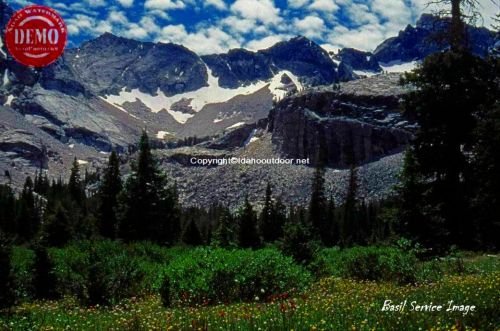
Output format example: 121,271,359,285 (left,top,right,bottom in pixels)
0,0,498,206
